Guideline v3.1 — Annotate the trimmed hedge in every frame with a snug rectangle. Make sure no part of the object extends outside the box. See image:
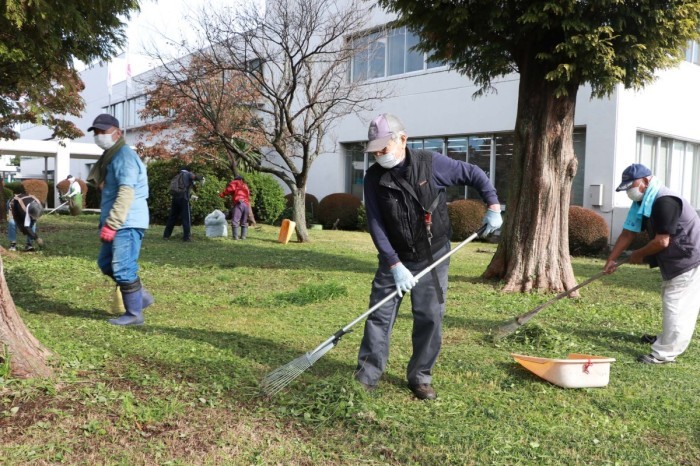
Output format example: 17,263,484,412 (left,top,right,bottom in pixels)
568,206,609,256
285,193,320,222
447,199,486,241
21,179,49,204
317,193,361,230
